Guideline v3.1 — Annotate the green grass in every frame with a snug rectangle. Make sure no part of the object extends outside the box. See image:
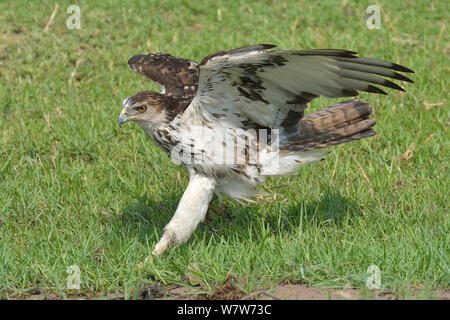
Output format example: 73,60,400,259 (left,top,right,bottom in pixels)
0,0,448,299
